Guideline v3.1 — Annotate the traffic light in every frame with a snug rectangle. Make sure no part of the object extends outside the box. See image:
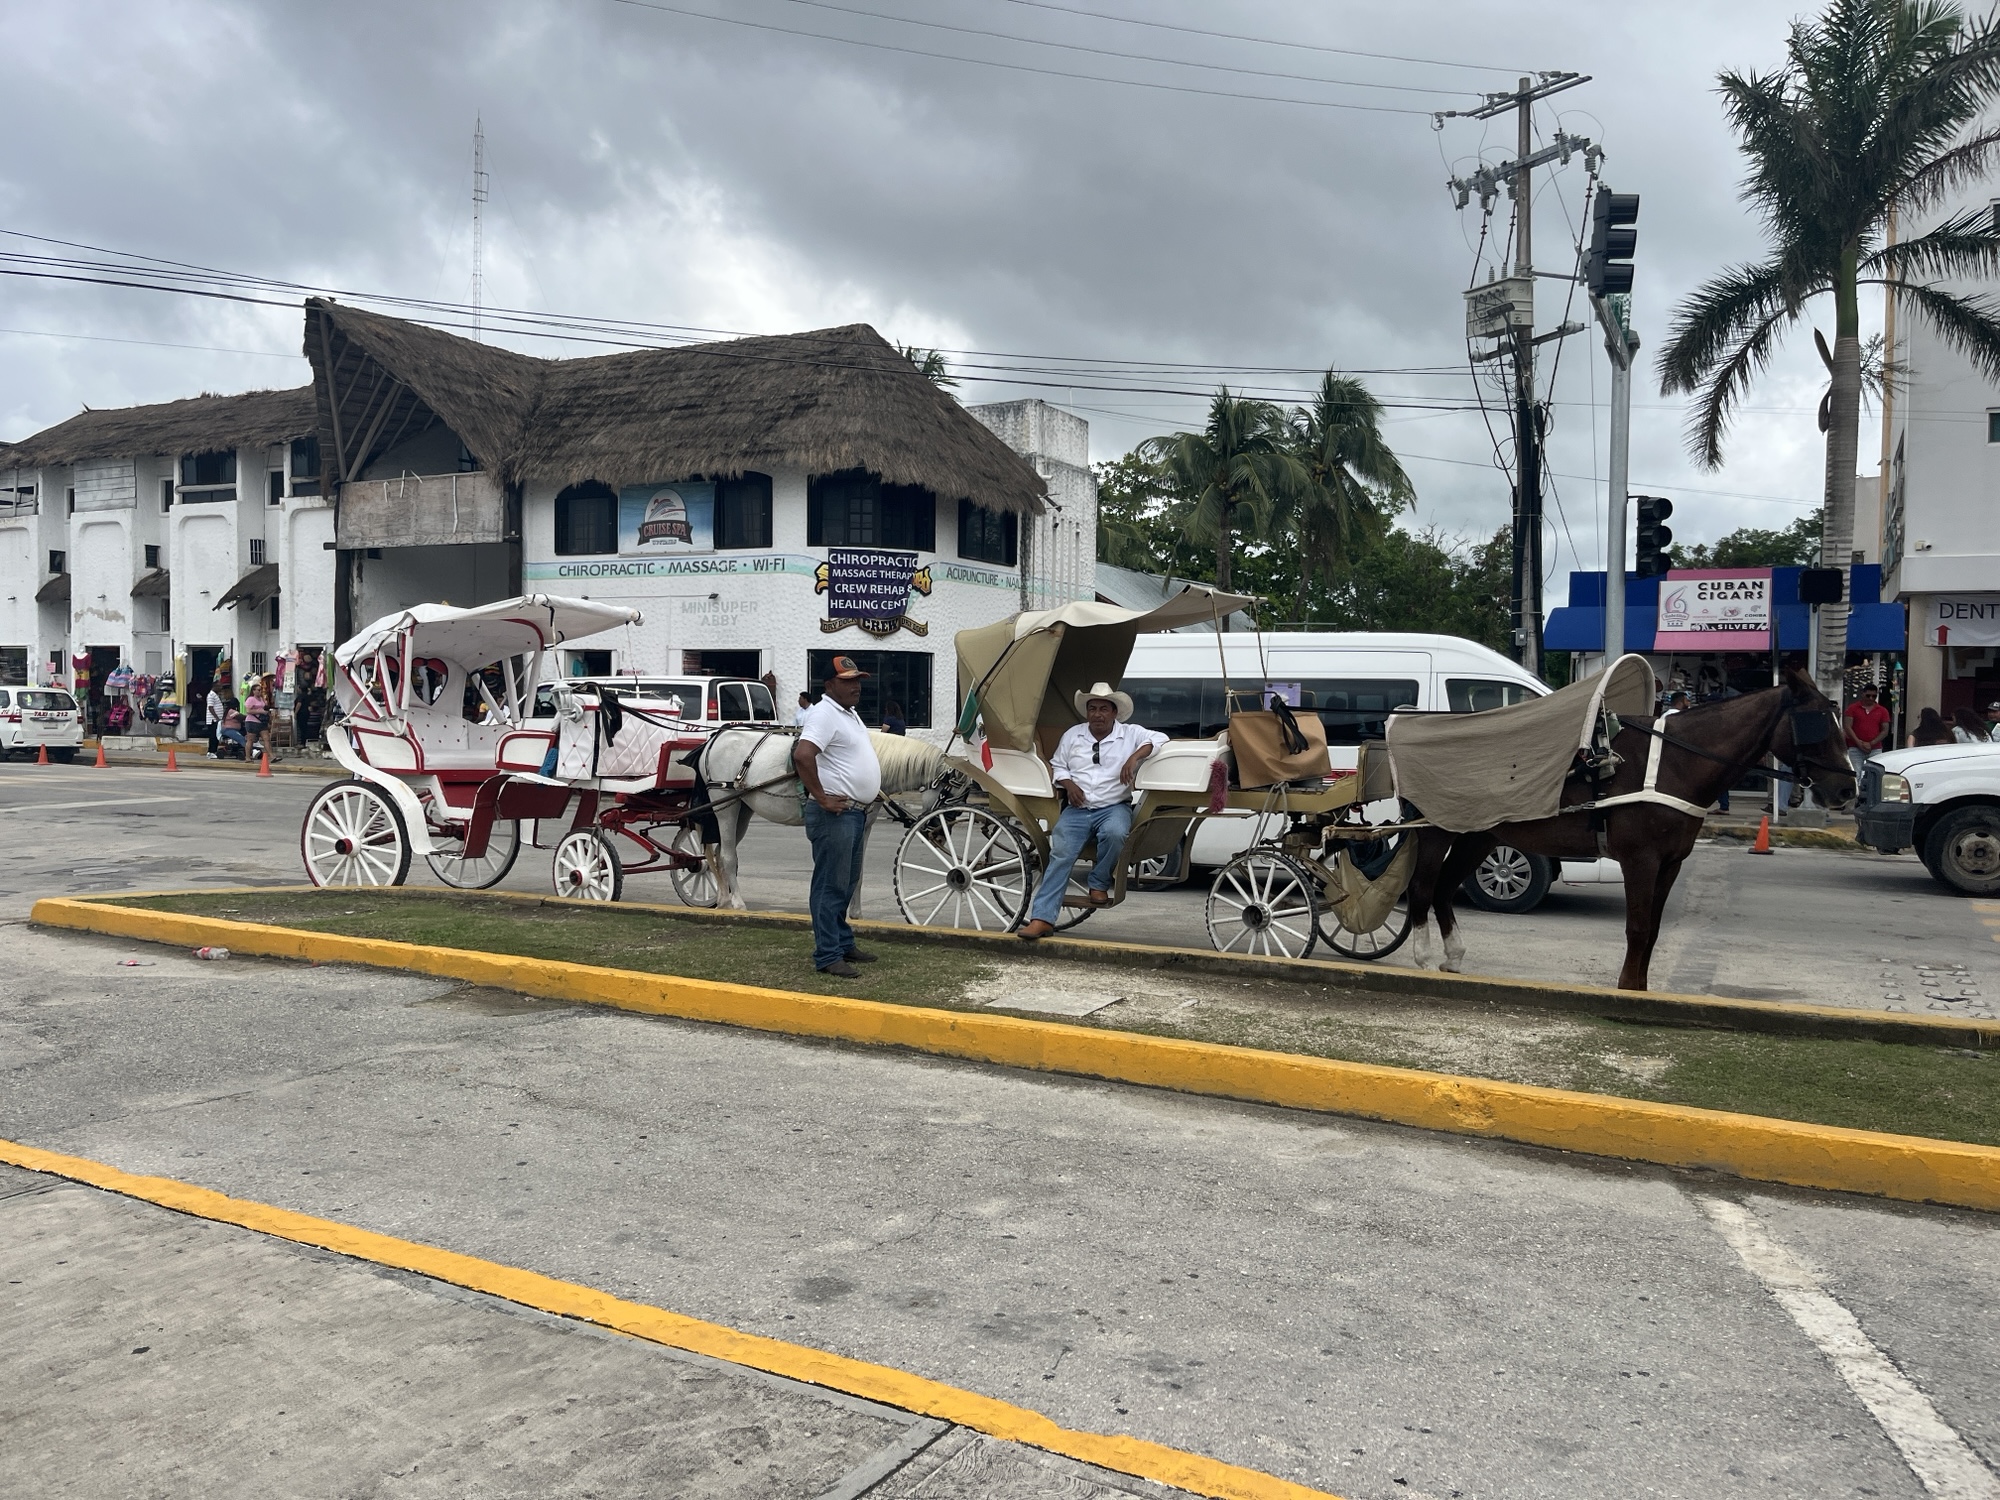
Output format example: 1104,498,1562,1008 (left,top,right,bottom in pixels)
1587,190,1640,297
1634,495,1674,577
